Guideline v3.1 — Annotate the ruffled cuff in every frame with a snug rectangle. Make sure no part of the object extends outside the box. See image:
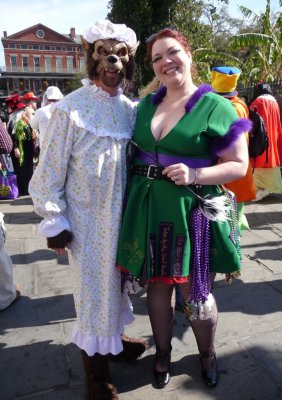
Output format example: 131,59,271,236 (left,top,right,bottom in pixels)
38,215,71,238
211,118,252,156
